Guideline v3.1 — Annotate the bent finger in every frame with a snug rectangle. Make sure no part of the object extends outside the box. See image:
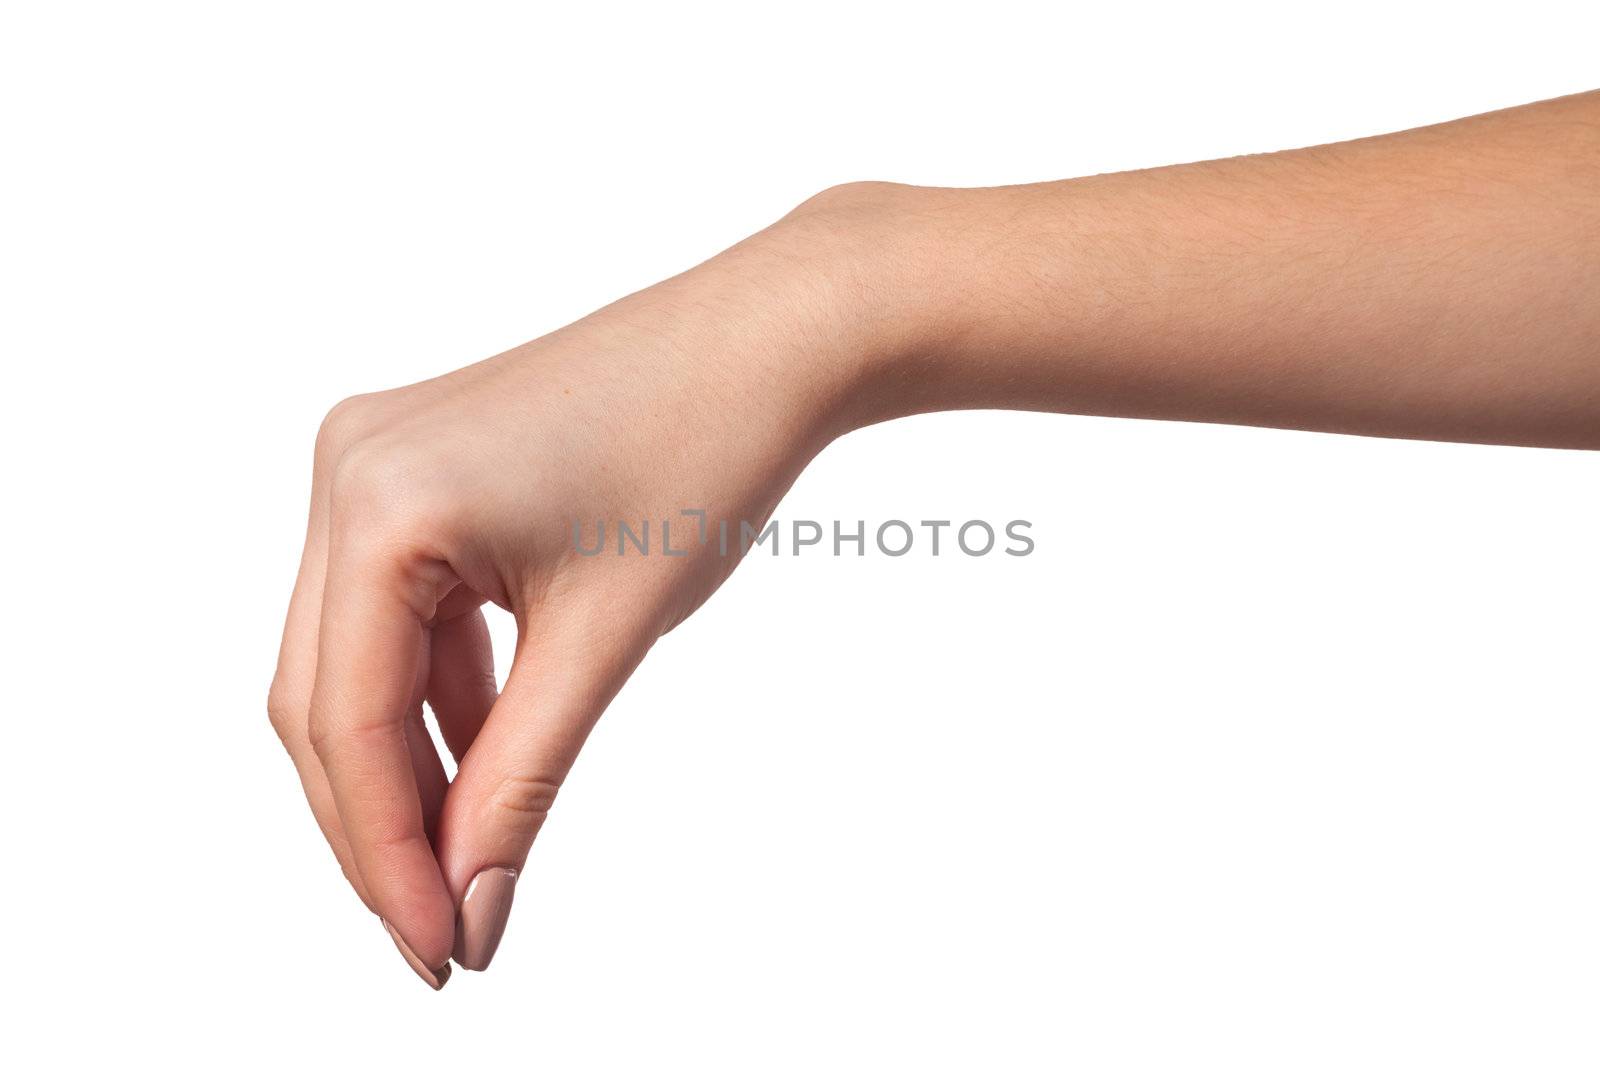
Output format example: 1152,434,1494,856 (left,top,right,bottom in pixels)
309,544,456,975
269,521,373,908
426,607,499,764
